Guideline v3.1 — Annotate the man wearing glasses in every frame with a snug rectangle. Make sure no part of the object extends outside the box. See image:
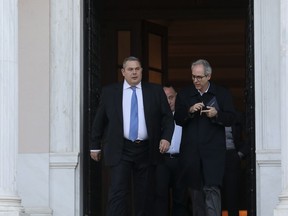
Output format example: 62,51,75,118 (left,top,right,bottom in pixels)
174,59,236,216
